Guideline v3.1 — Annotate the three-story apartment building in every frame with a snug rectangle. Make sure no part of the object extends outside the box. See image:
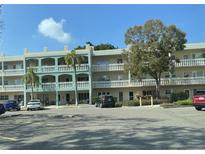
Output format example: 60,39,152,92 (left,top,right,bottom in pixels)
1,43,205,106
